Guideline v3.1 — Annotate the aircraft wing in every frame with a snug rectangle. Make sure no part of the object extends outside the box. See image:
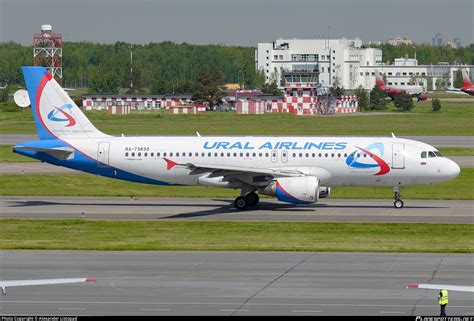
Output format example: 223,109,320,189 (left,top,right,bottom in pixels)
165,158,308,177
1,278,96,295
407,283,474,293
